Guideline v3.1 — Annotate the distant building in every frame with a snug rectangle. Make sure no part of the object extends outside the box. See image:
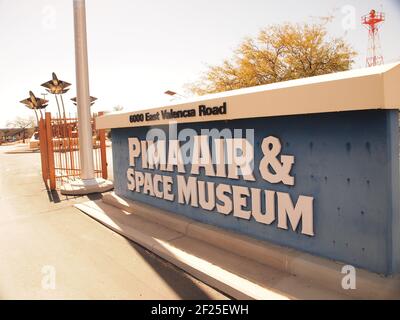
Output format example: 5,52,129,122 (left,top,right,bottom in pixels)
0,128,35,144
